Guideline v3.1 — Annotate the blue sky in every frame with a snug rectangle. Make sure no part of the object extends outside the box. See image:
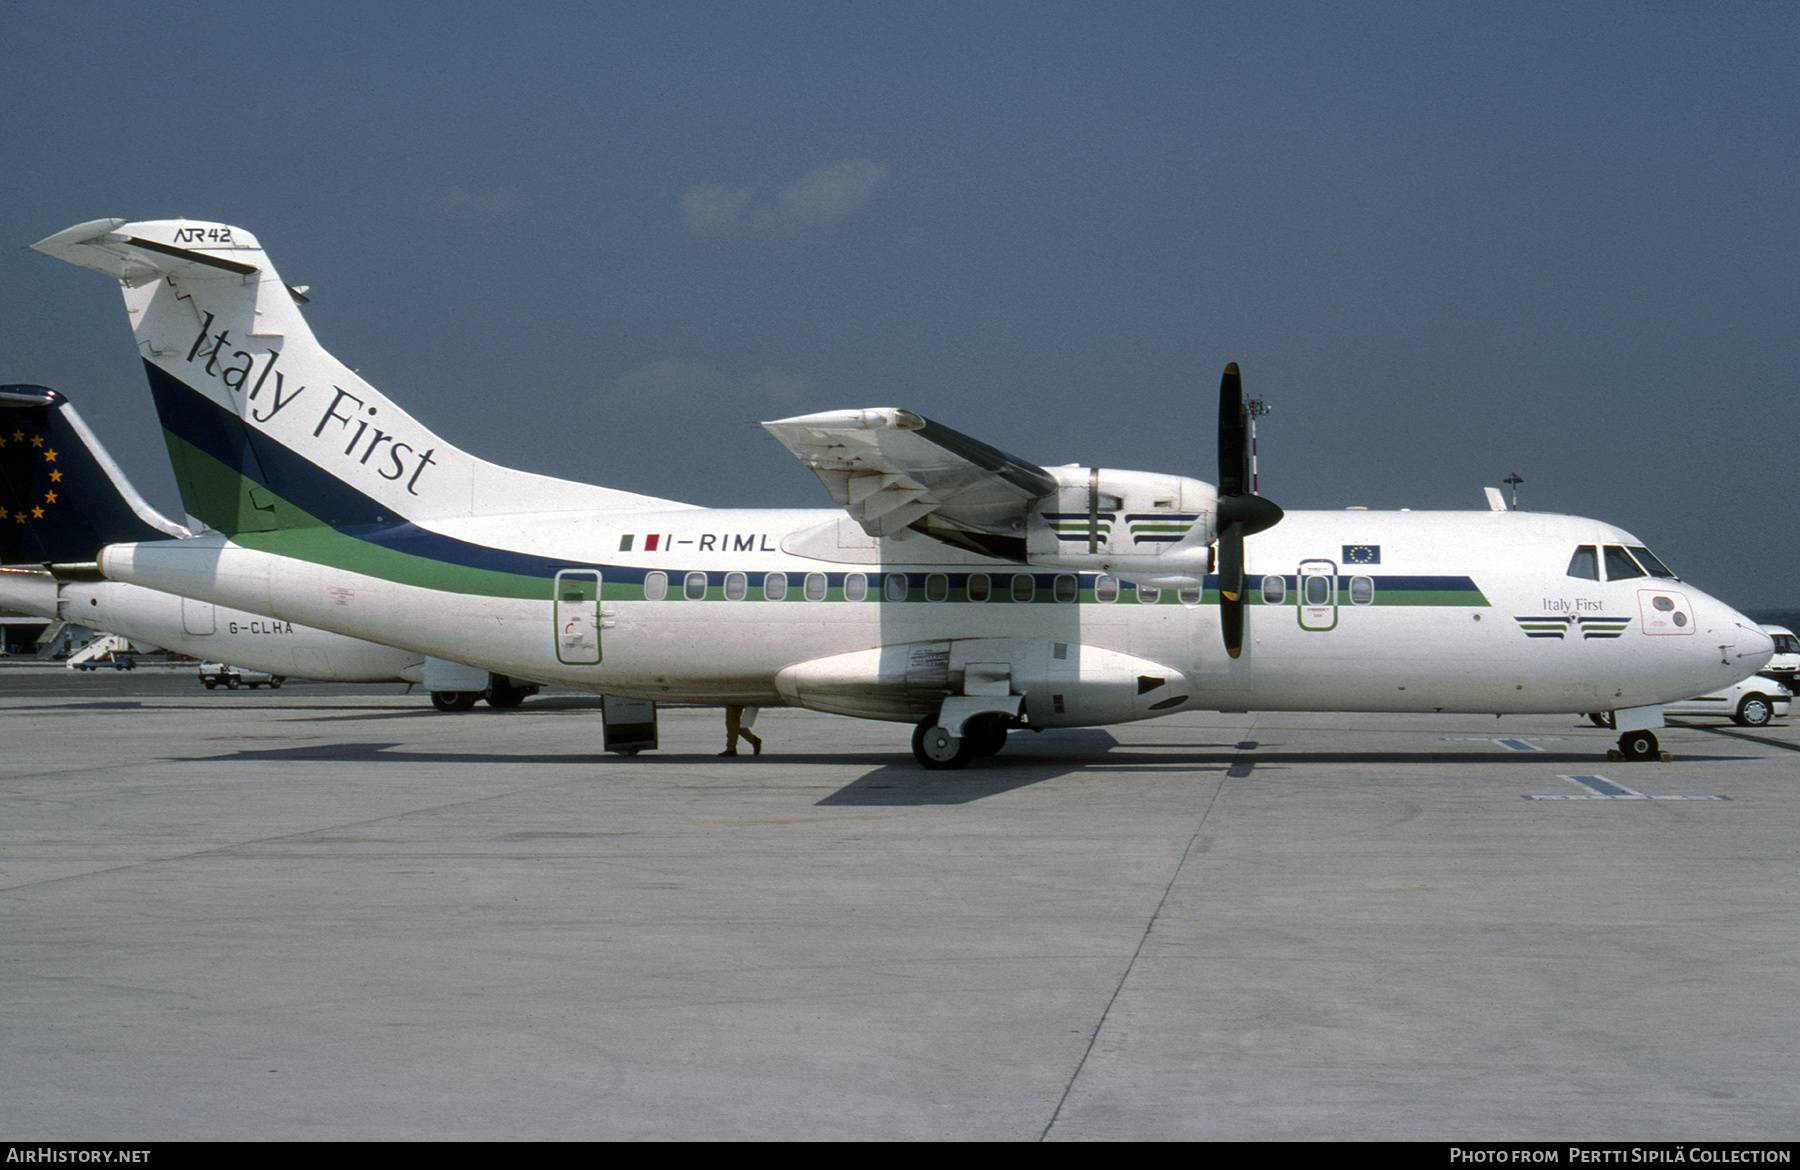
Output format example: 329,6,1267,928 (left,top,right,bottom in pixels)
3,1,1794,607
